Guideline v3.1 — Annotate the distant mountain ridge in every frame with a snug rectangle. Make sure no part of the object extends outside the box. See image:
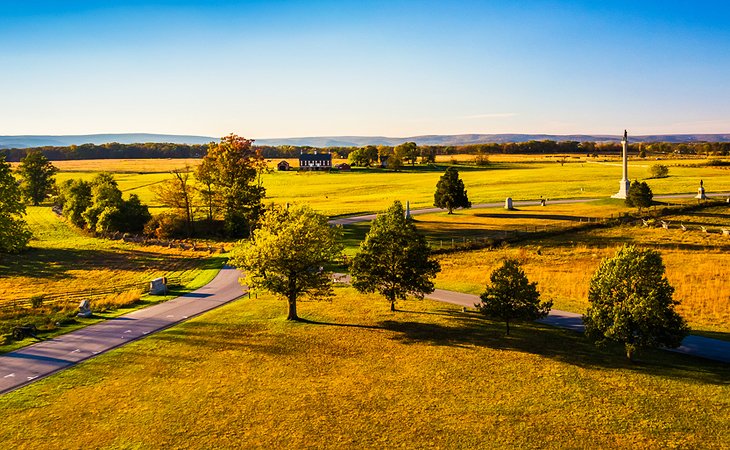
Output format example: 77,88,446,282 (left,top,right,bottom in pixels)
2,133,730,149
